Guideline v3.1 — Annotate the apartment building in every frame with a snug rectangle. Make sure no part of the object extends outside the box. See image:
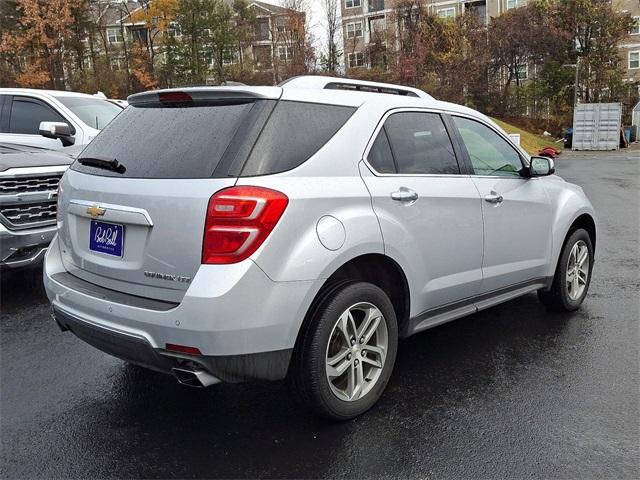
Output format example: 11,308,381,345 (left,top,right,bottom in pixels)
341,0,640,85
88,0,305,79
617,0,640,85
341,1,532,69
